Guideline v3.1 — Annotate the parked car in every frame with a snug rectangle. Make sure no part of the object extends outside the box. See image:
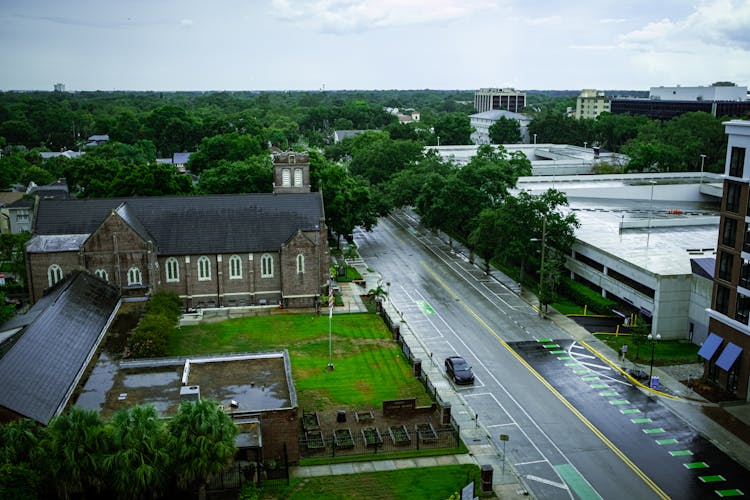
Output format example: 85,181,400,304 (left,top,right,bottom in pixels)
445,356,474,385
